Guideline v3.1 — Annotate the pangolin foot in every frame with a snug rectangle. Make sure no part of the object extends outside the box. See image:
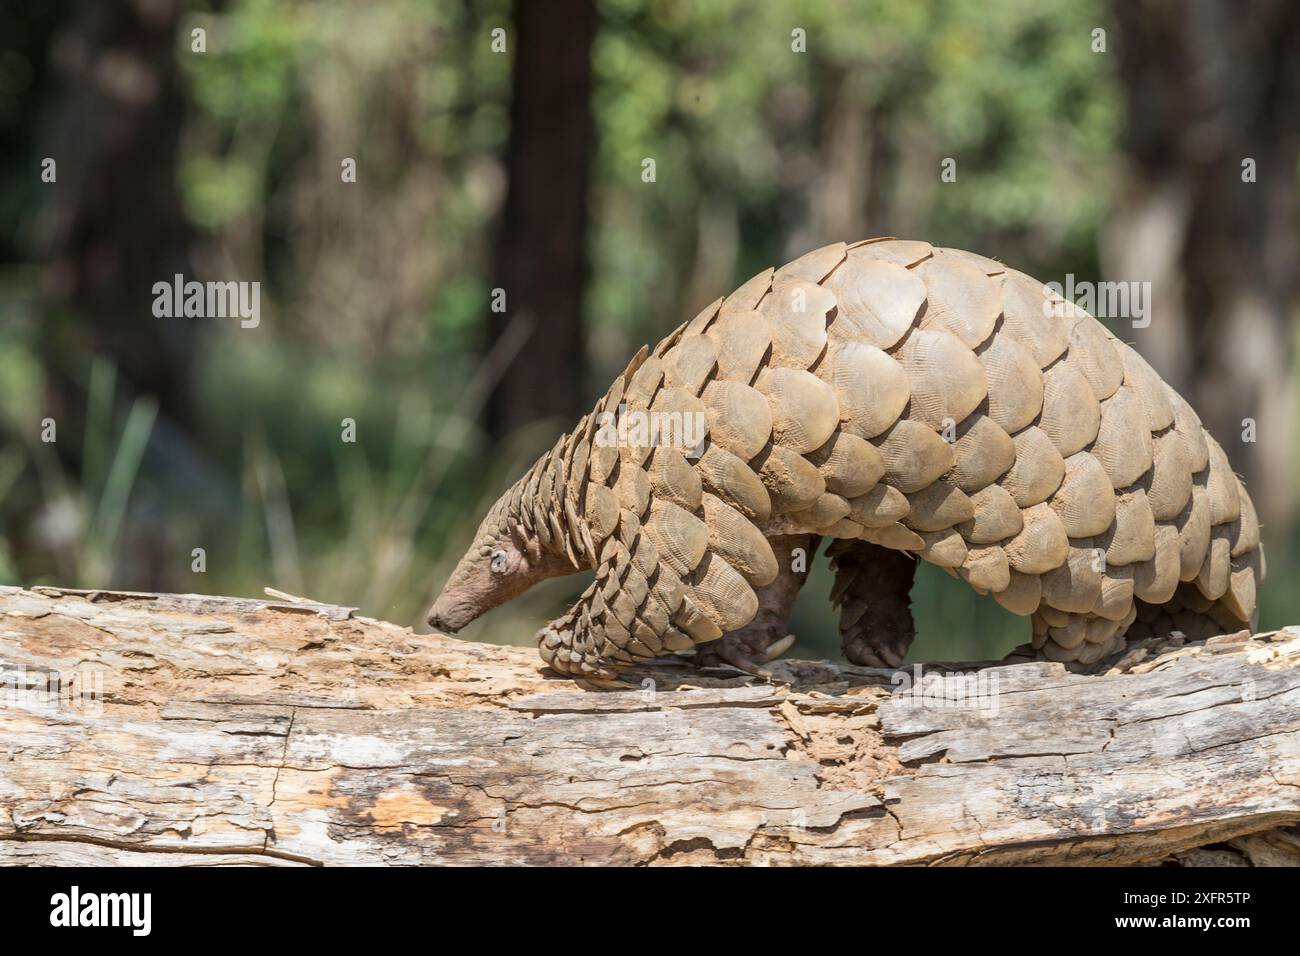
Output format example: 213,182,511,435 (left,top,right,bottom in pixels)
841,629,910,669
694,630,797,678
